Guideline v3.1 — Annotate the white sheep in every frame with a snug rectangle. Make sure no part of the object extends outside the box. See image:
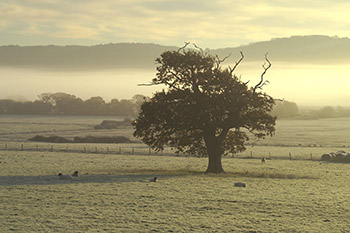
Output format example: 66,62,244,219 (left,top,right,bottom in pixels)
58,173,73,179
